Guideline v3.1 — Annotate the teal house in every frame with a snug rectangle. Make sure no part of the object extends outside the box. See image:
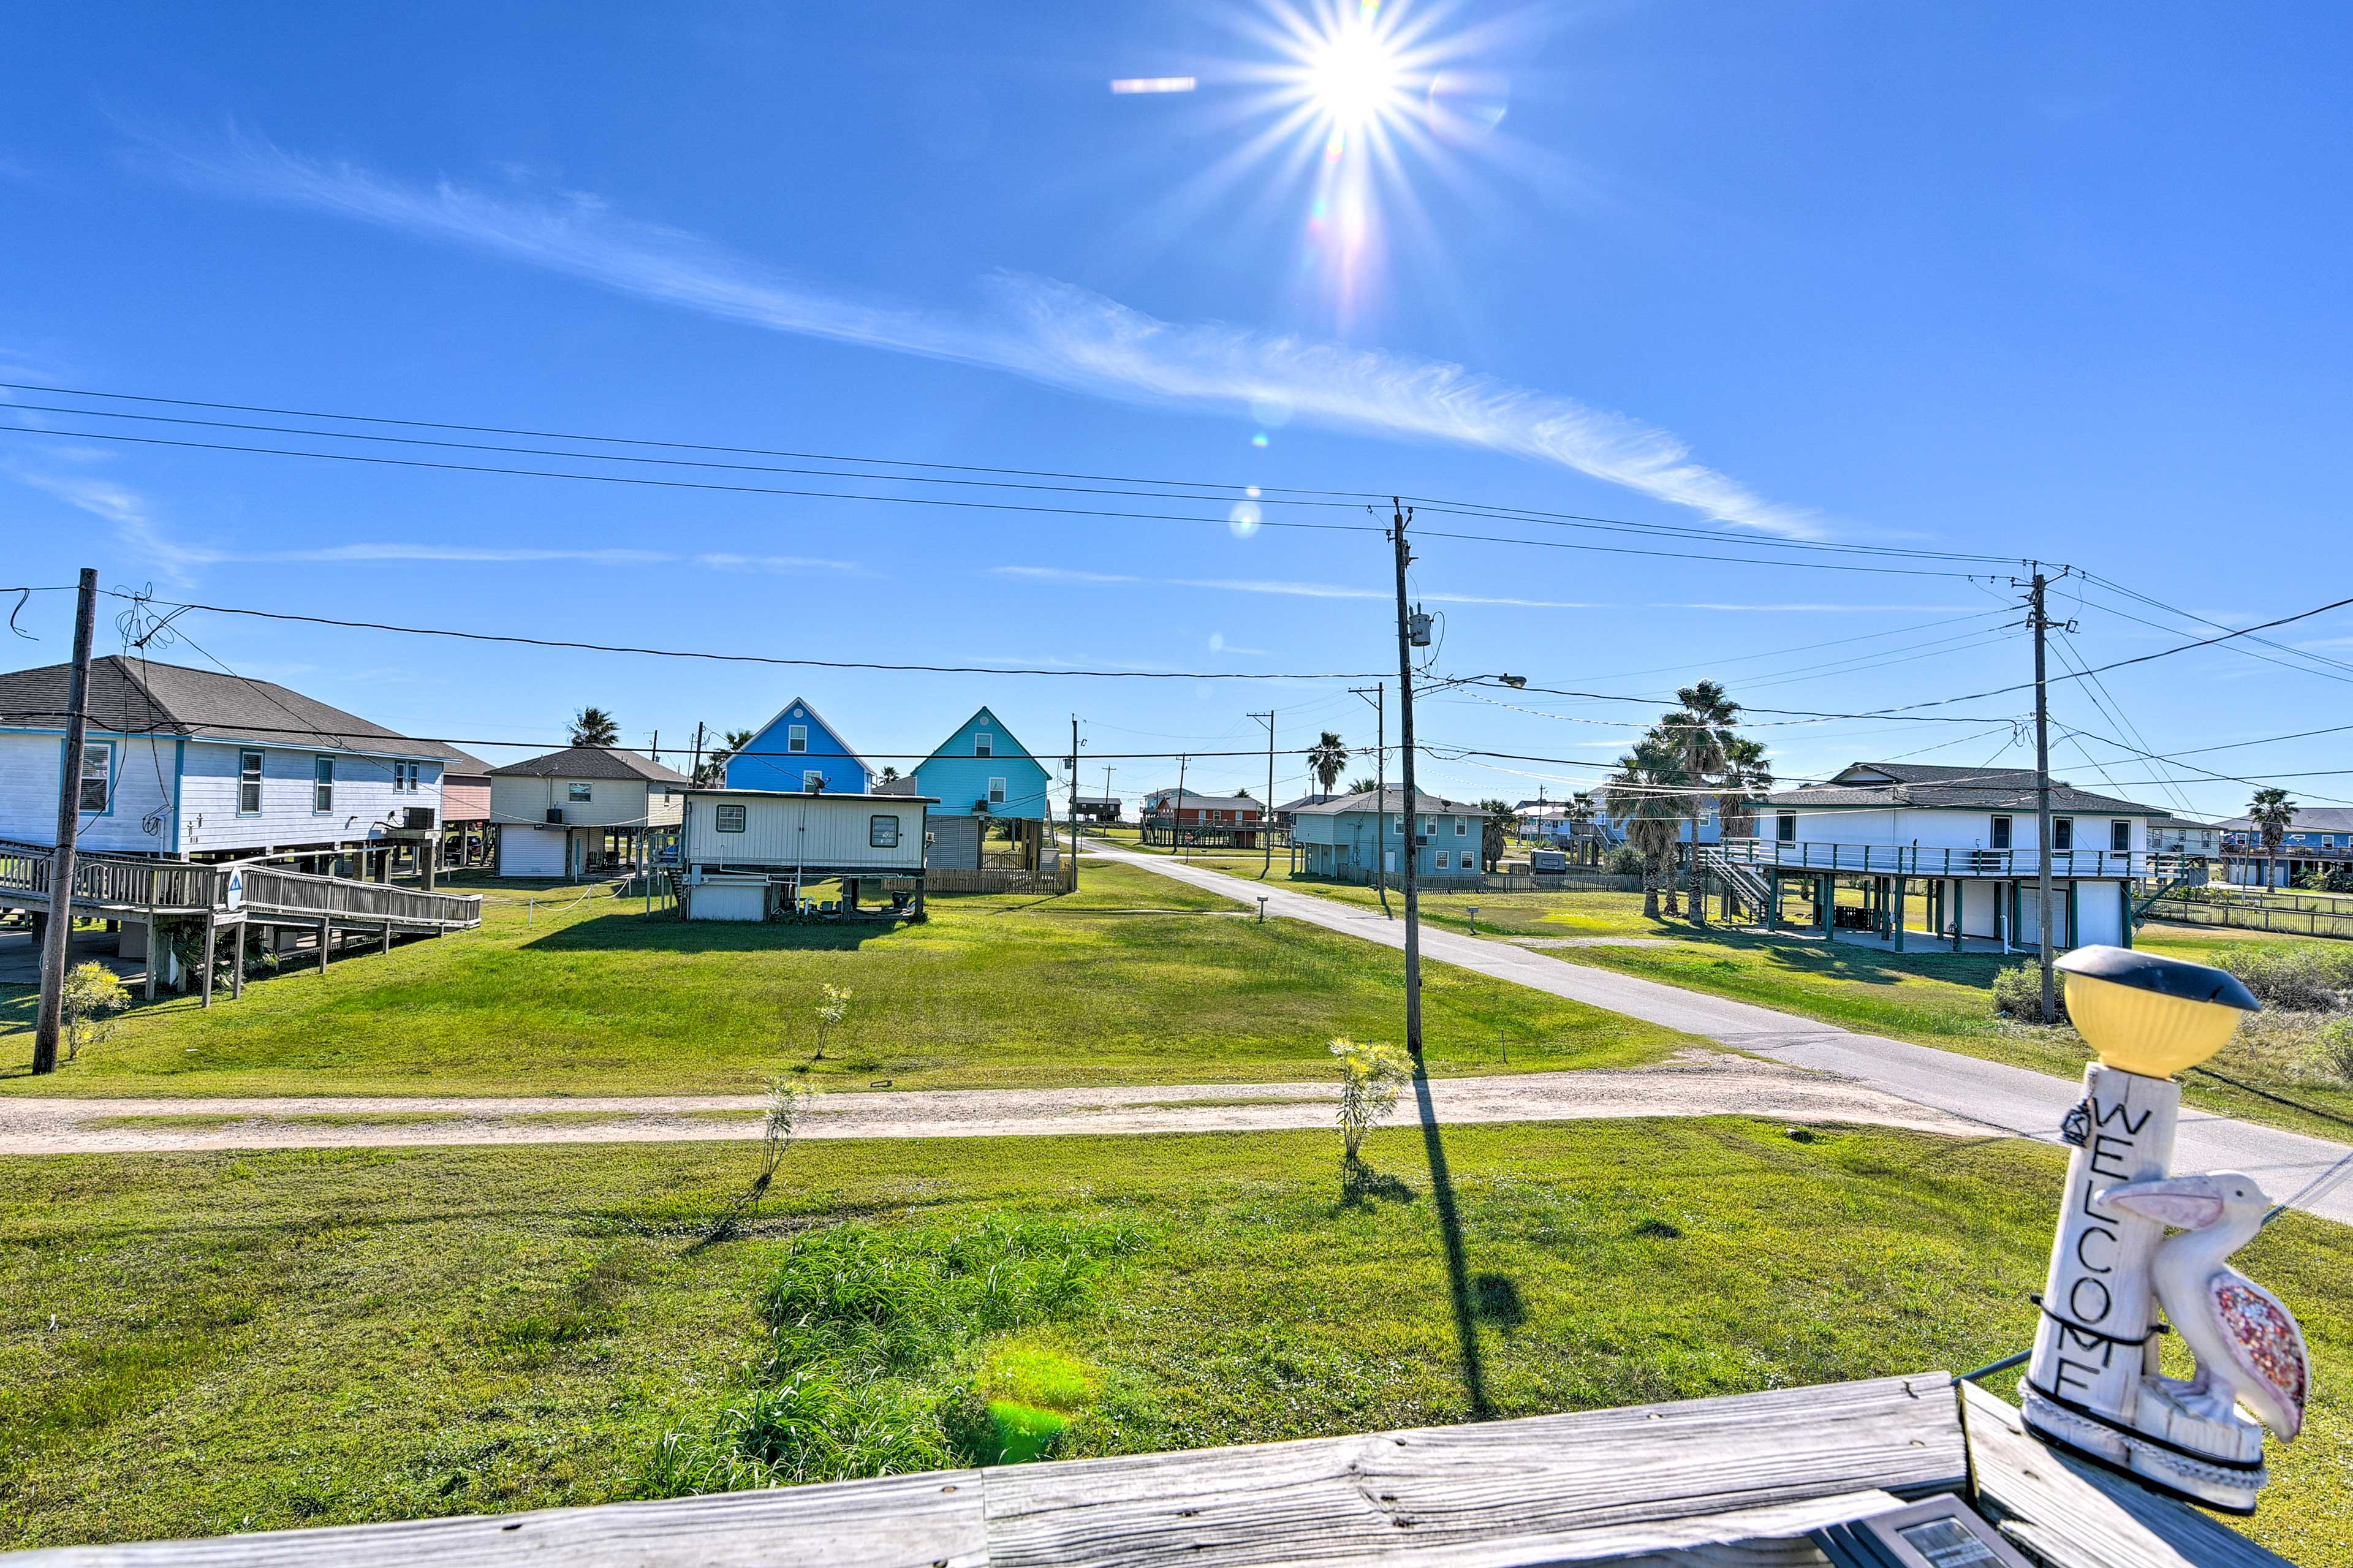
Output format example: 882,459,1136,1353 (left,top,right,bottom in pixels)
724,697,872,795
908,706,1052,869
1288,787,1491,879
